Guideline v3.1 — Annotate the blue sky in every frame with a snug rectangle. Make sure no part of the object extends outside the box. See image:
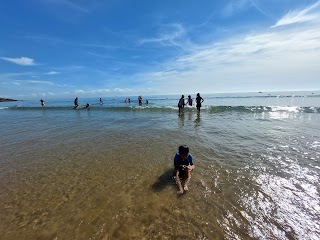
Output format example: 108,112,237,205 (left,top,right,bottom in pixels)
1,0,320,99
